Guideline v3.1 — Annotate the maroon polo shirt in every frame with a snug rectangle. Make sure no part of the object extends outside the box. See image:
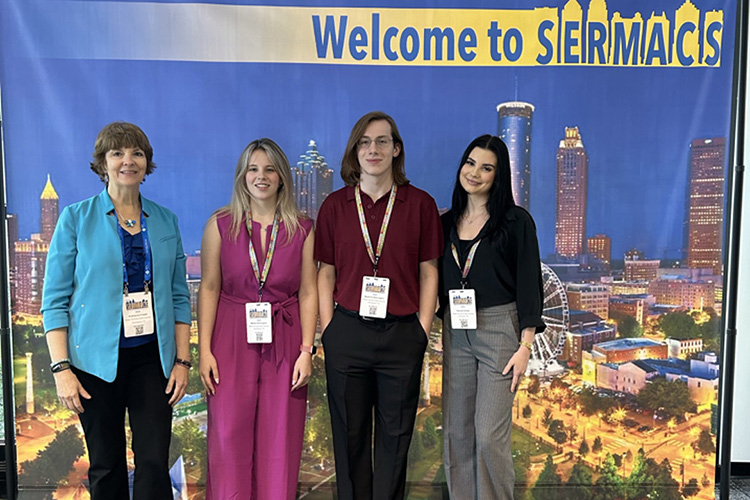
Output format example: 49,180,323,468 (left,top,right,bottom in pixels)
315,183,443,316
